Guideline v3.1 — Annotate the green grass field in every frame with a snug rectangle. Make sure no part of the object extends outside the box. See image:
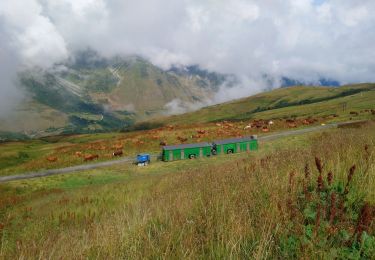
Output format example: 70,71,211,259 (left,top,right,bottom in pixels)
156,83,375,124
0,123,374,258
1,84,375,176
